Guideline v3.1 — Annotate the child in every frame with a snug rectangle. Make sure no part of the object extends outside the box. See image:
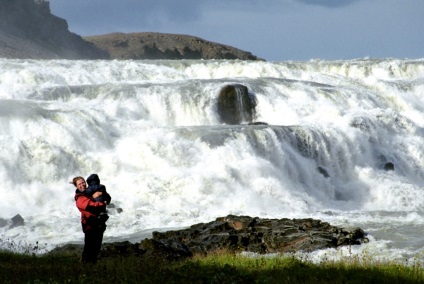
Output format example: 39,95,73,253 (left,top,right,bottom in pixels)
86,173,111,222
86,174,110,203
